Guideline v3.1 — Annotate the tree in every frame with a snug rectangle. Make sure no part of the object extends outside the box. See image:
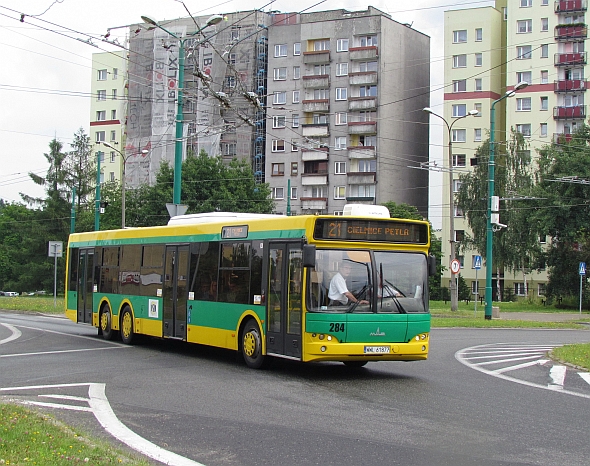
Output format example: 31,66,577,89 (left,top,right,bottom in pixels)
66,128,96,213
